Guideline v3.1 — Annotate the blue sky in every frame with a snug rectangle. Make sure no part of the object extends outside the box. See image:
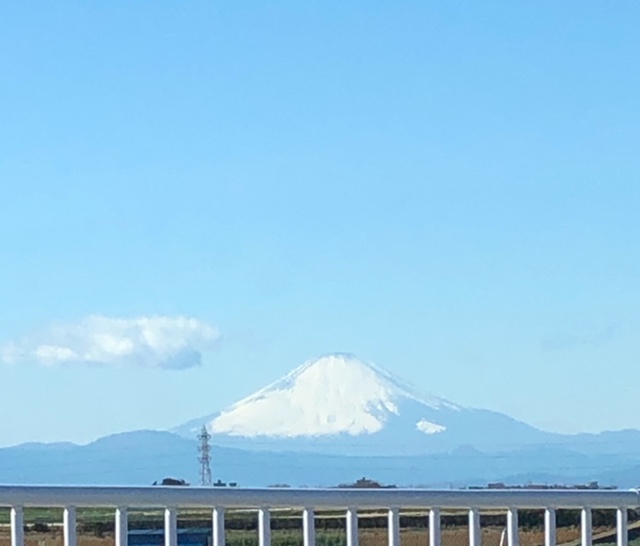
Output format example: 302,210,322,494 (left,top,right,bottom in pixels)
1,1,639,446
